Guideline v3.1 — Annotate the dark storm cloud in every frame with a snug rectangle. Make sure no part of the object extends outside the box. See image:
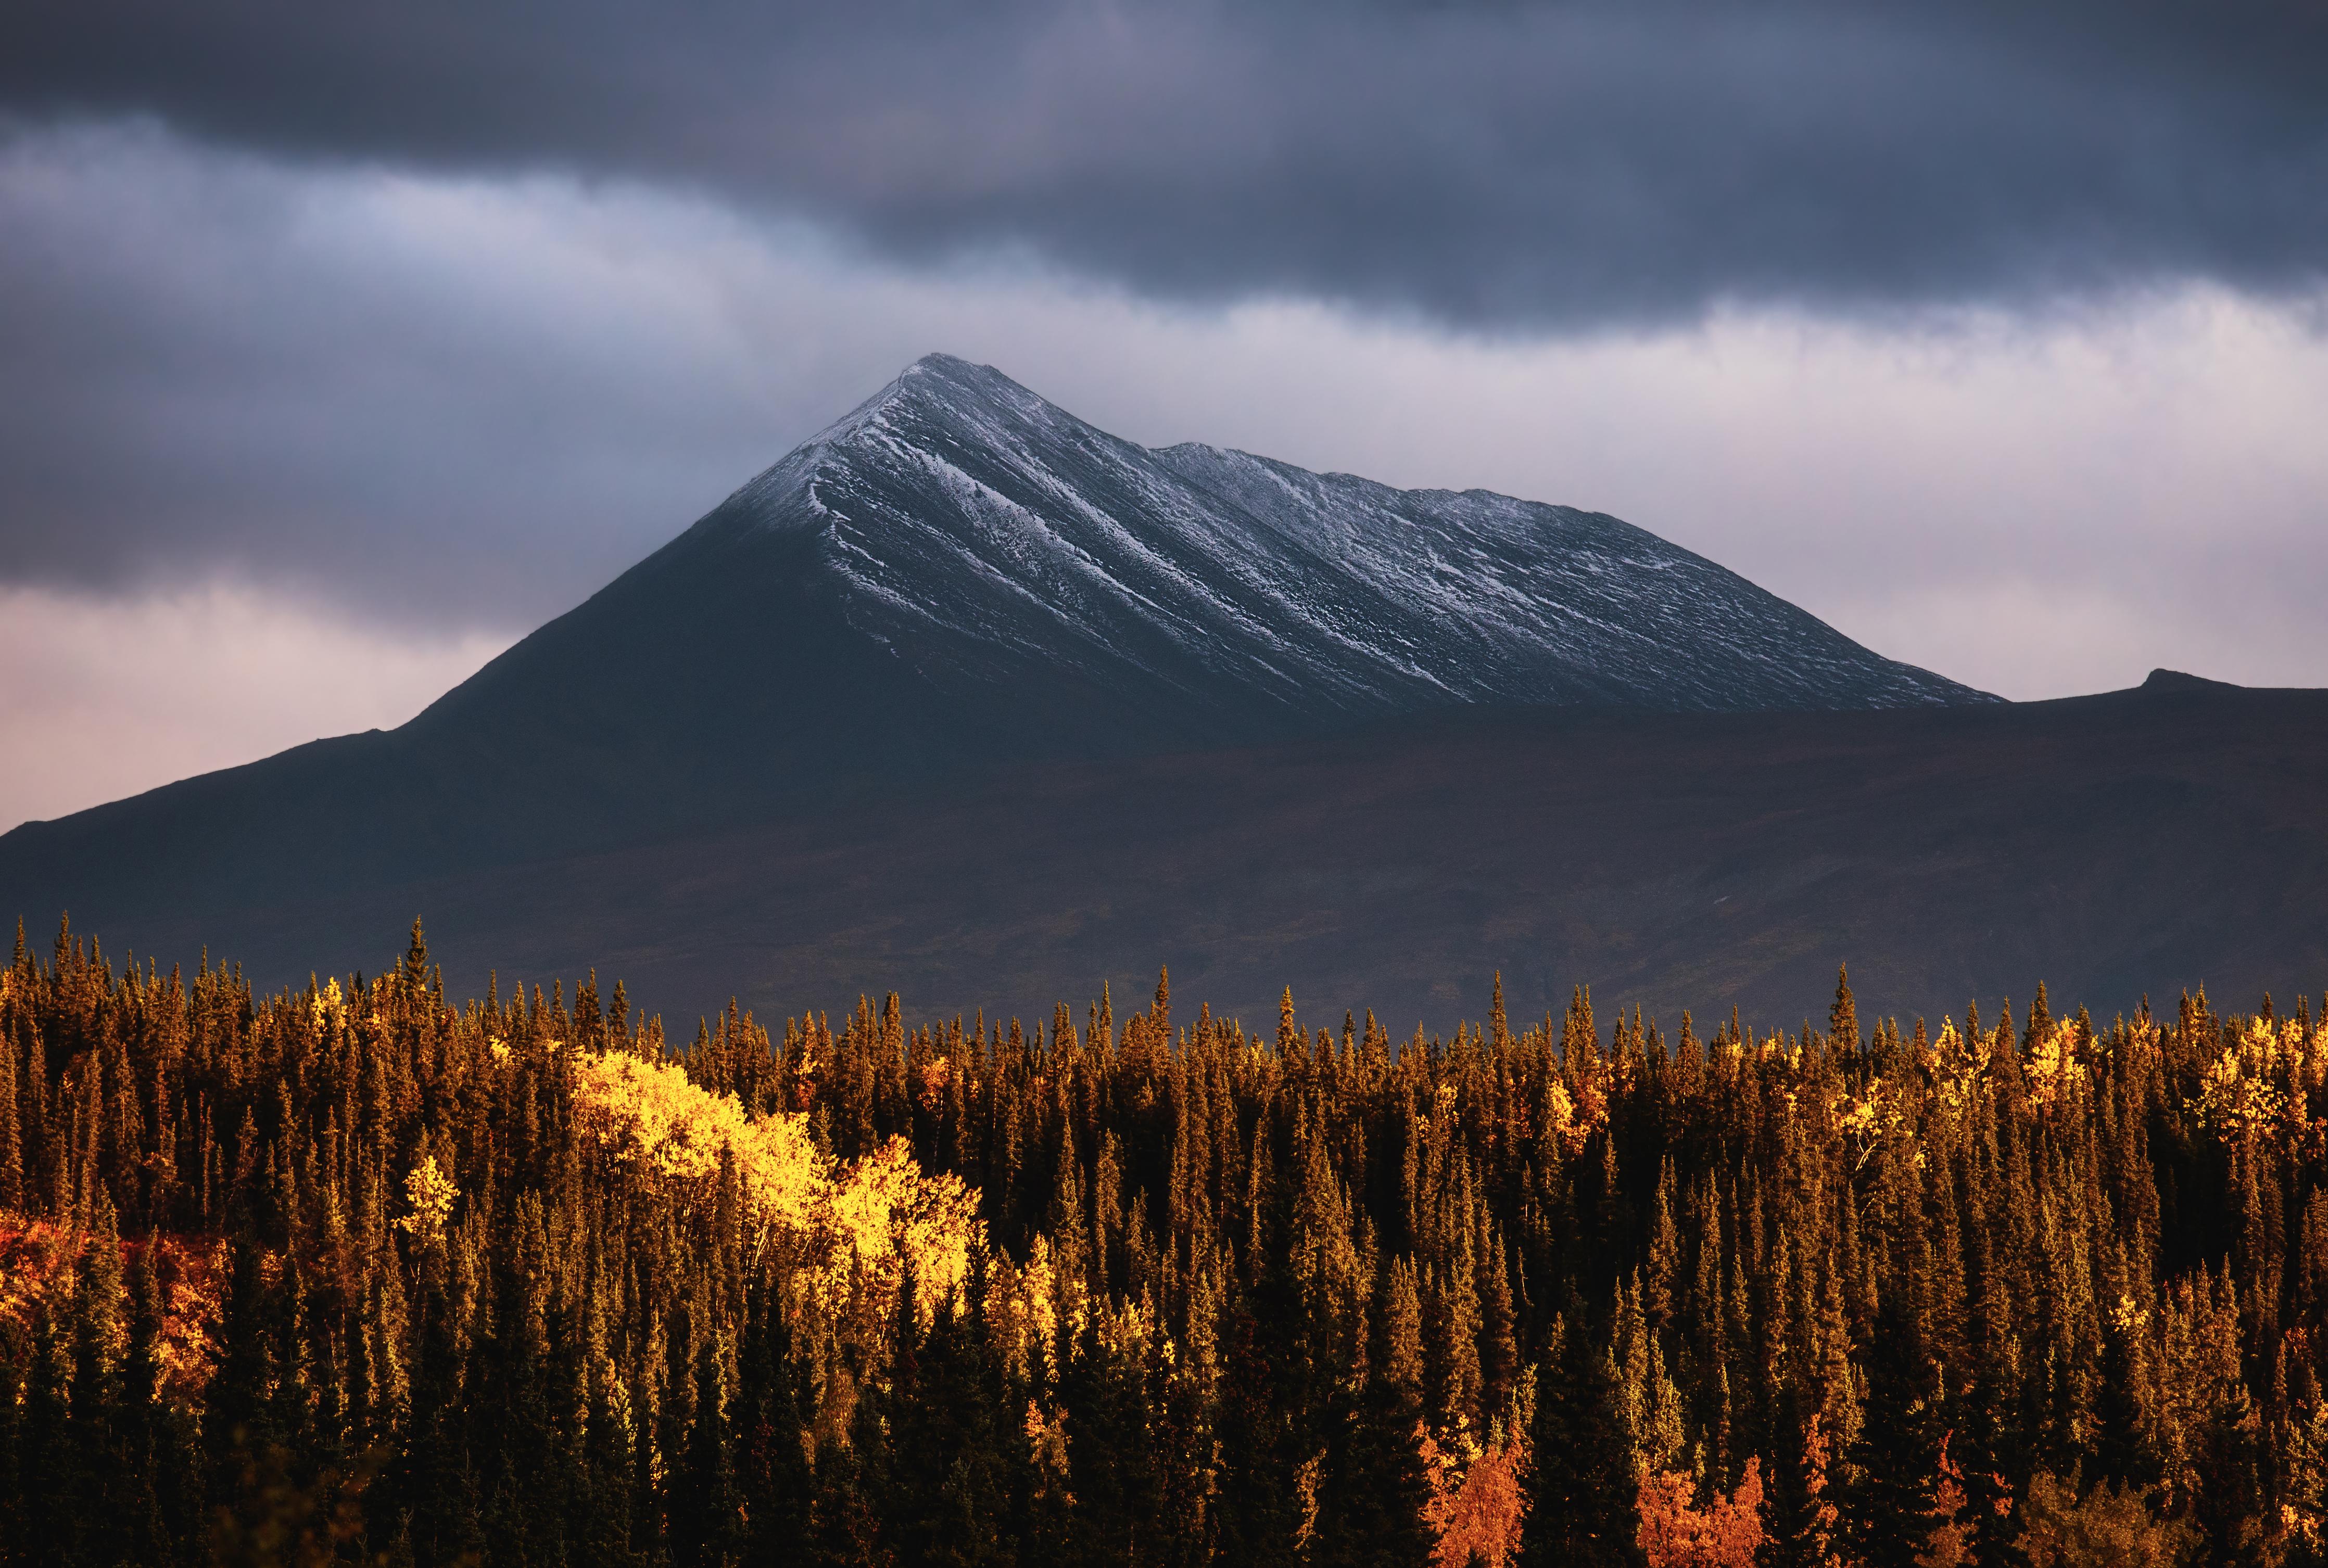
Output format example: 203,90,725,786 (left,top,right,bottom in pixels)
0,132,809,625
6,0,2325,327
